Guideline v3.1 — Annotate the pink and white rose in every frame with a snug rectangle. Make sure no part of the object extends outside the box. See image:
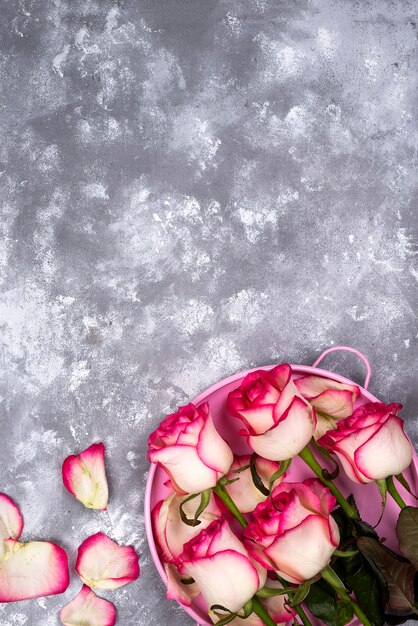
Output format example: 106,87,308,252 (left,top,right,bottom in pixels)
318,402,413,484
227,365,316,461
294,375,360,439
152,491,222,607
244,478,339,583
148,403,233,494
224,455,285,513
178,519,267,616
